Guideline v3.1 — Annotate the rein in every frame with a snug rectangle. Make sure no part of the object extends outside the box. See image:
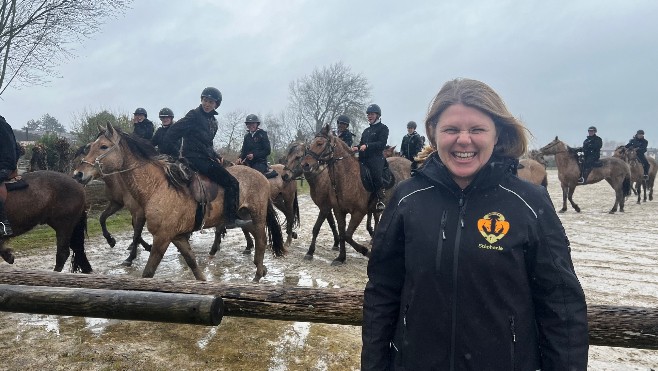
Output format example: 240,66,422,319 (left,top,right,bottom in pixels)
80,136,145,177
305,134,347,207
